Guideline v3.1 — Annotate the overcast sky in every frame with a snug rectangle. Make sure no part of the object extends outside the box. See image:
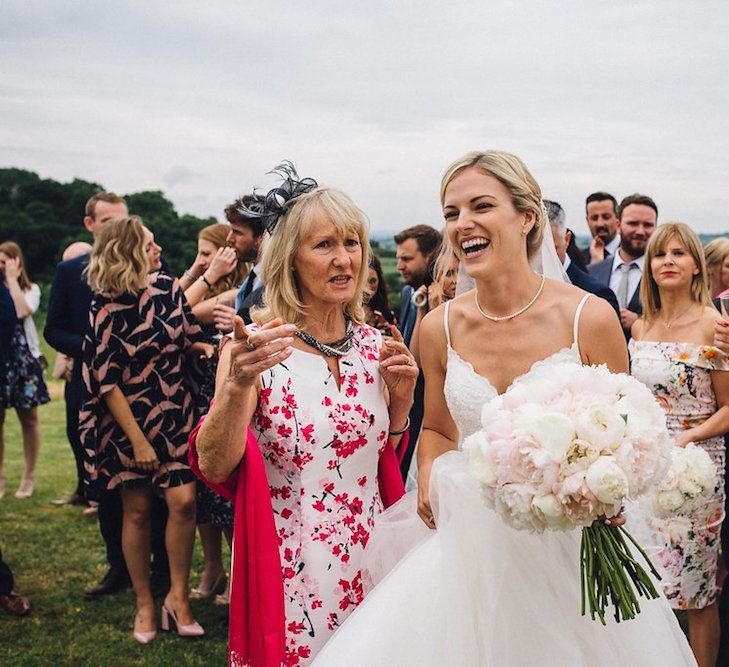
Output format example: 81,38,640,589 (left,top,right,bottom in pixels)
2,1,728,238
